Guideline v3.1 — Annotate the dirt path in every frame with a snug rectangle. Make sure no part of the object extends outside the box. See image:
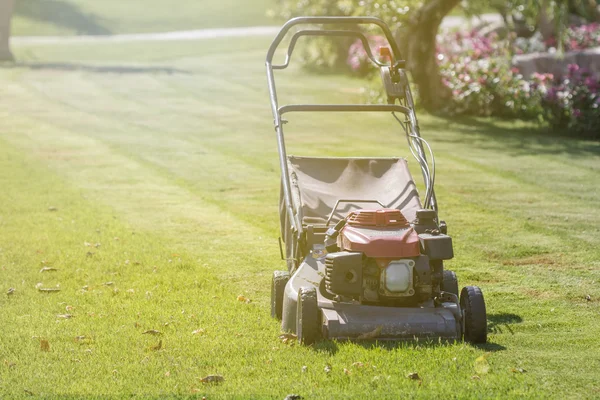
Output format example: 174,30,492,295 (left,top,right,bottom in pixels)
11,14,501,45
